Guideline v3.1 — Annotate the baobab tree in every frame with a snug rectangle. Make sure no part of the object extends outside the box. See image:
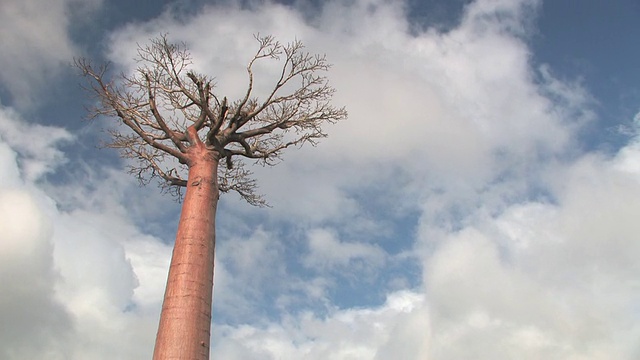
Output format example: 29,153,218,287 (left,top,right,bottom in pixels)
75,34,346,360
